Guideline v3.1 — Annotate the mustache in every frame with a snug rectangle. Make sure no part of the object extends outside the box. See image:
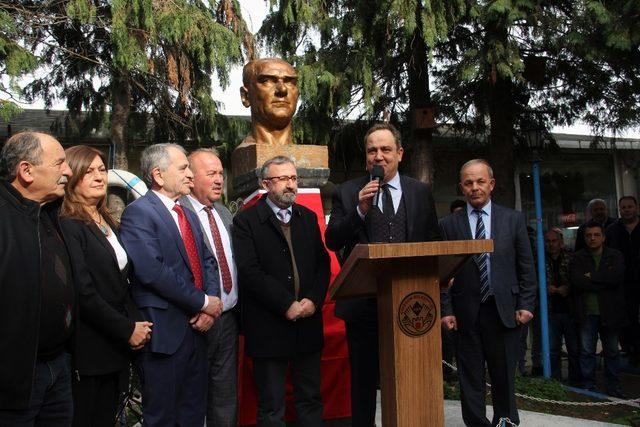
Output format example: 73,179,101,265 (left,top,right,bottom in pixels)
57,176,68,185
